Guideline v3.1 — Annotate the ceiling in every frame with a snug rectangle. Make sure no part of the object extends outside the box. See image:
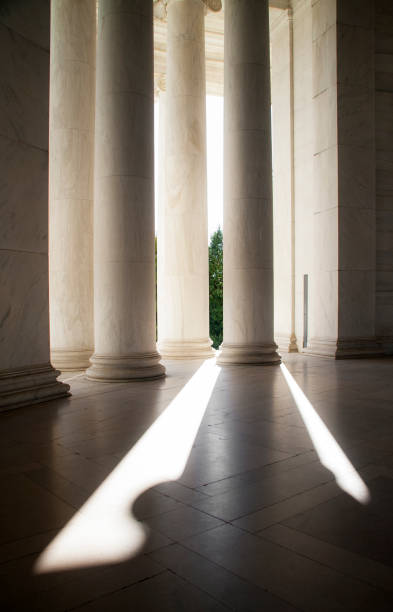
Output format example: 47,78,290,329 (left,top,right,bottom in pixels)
154,3,288,96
